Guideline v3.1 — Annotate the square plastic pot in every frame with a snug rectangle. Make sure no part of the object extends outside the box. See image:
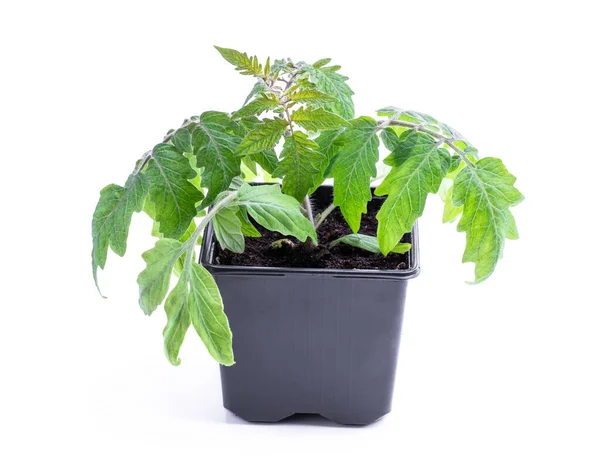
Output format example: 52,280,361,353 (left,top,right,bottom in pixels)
200,185,420,425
